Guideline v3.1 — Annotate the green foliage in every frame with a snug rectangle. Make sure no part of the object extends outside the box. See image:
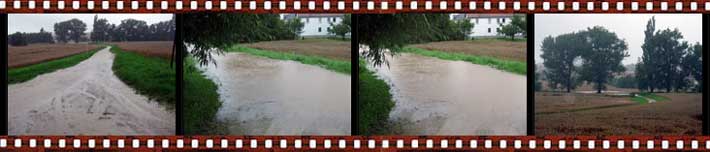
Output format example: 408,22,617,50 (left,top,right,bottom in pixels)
611,75,637,89
54,18,87,43
400,47,526,75
9,47,103,84
328,14,351,40
638,16,699,92
541,26,628,93
630,96,648,104
358,59,394,135
91,15,111,42
497,23,520,40
358,14,475,67
8,32,28,46
285,18,305,39
183,57,221,134
511,14,527,37
451,19,474,40
578,26,629,94
110,46,176,106
182,13,301,67
638,92,669,101
541,33,585,92
226,46,351,75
